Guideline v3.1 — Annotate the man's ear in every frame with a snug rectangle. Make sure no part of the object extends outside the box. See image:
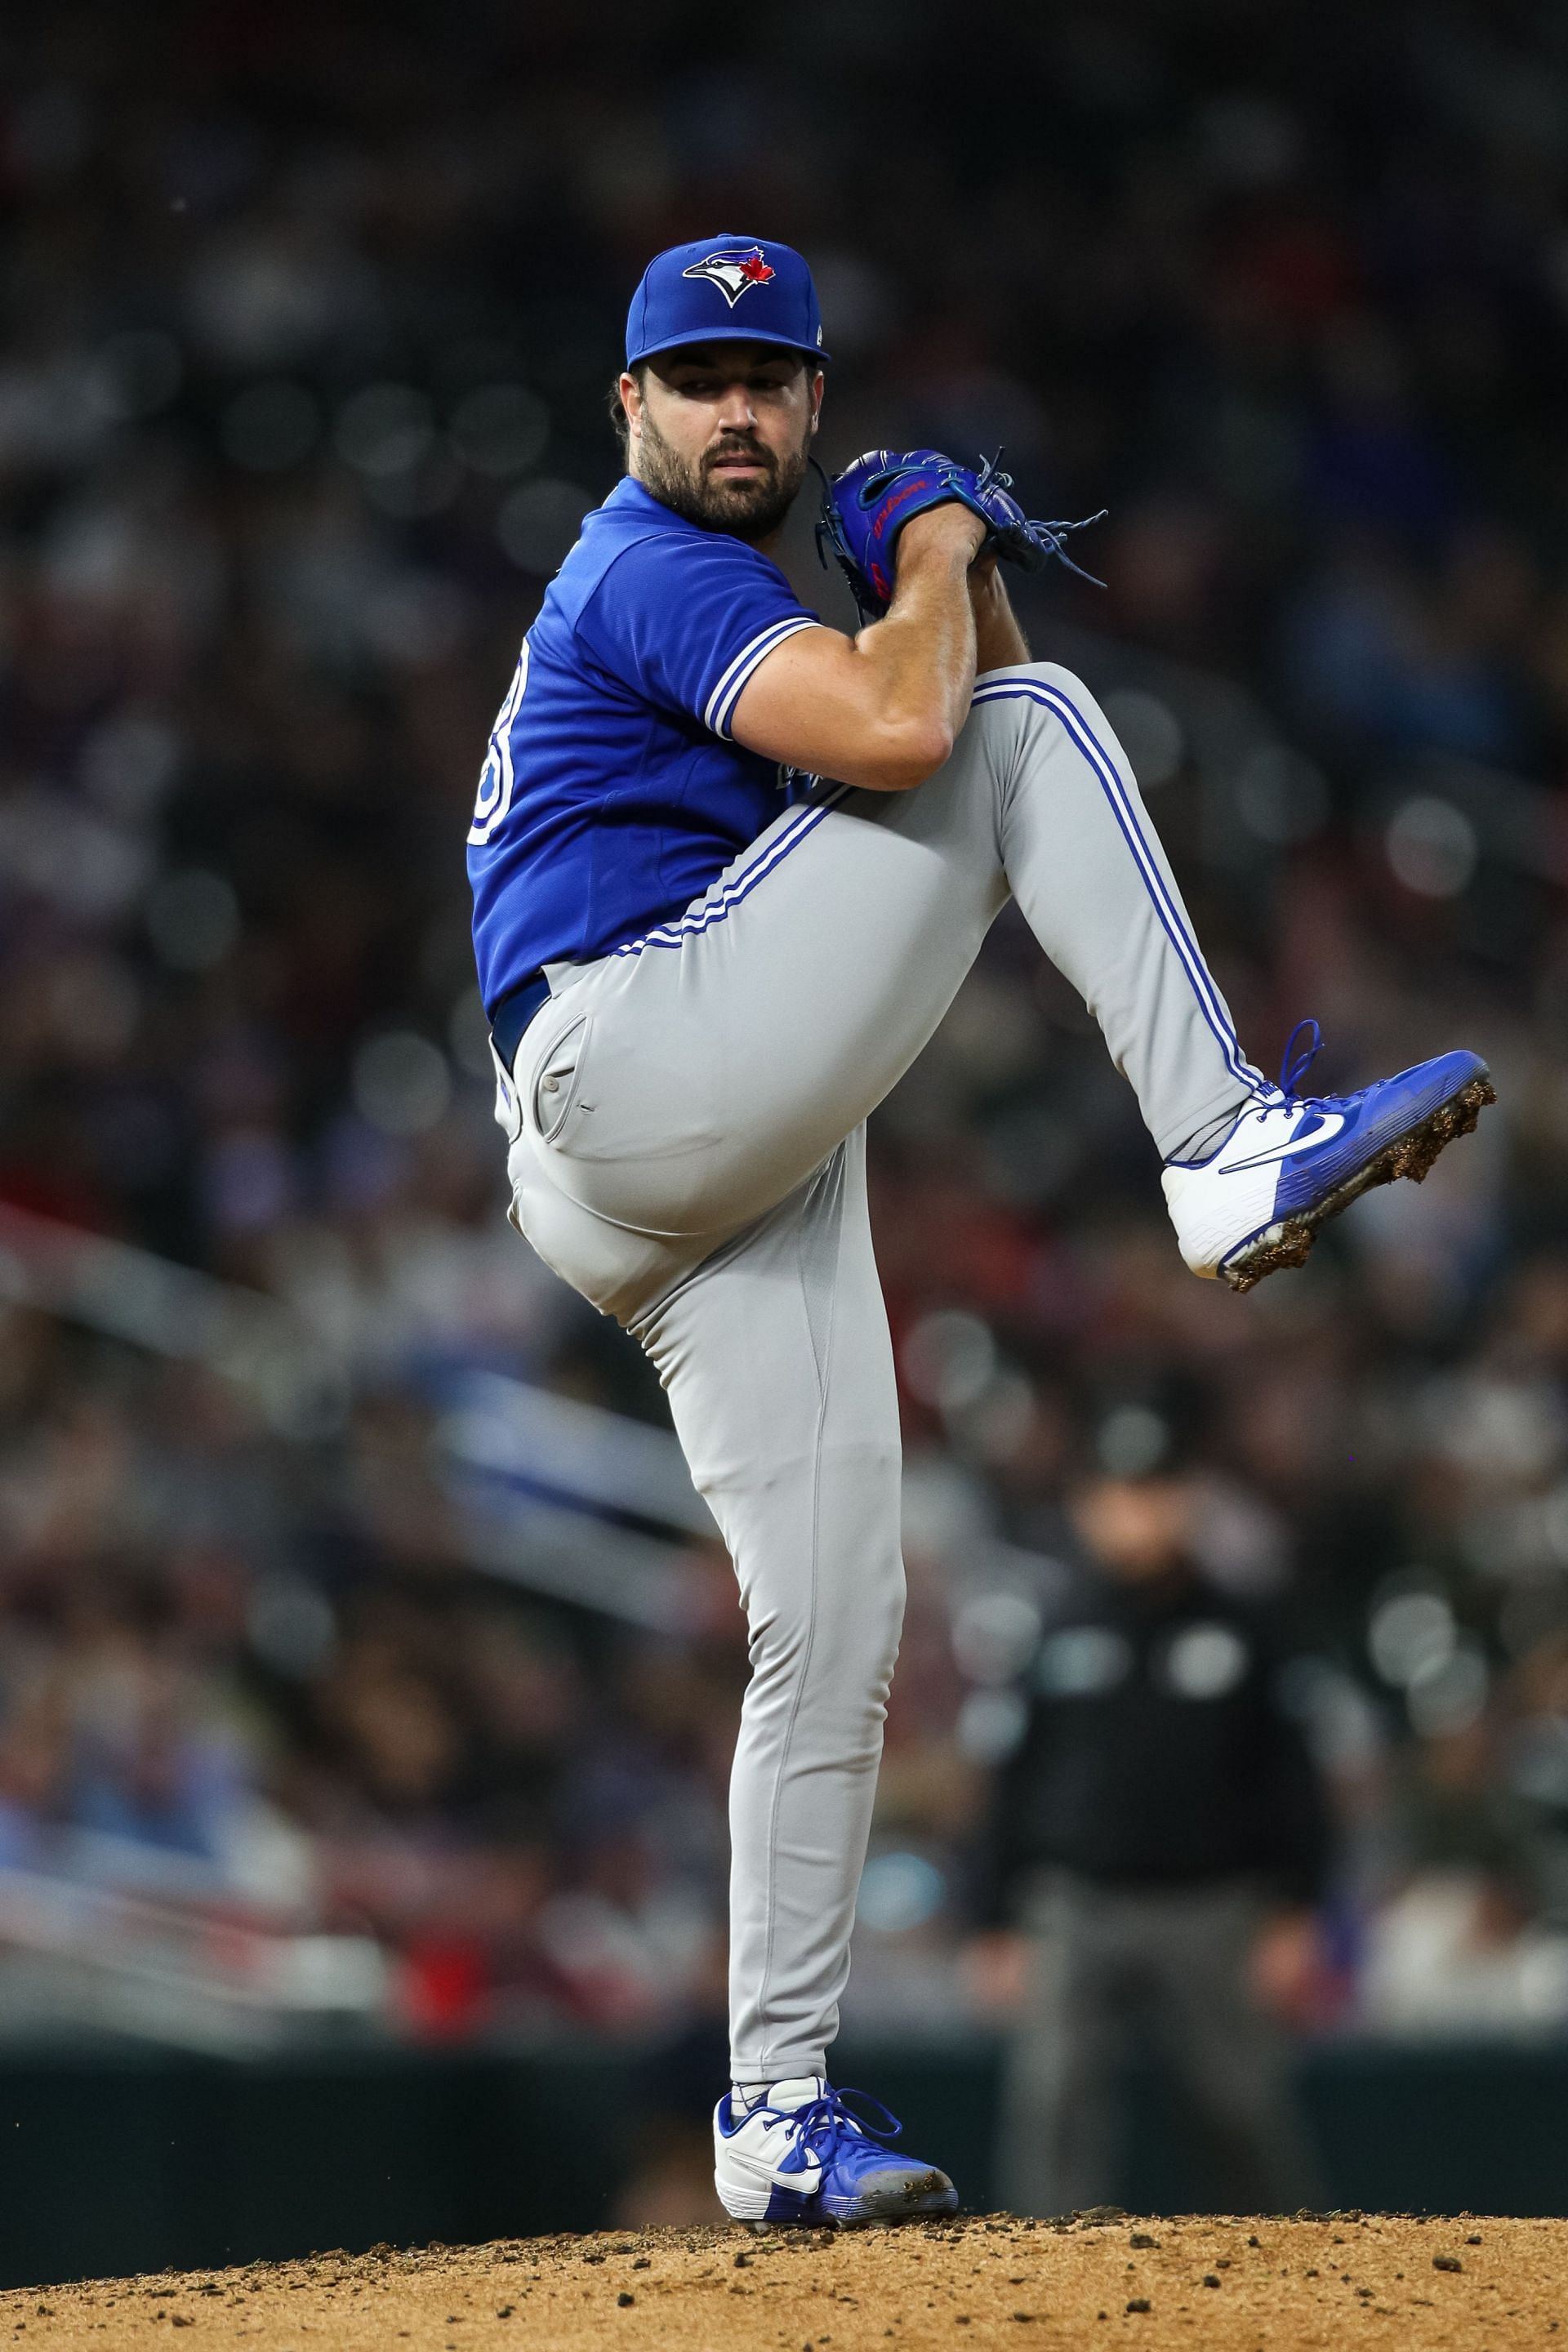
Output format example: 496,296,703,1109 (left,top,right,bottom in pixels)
619,370,643,443
808,367,825,435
